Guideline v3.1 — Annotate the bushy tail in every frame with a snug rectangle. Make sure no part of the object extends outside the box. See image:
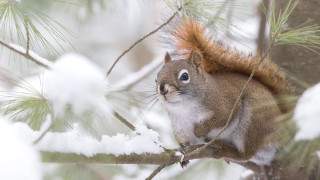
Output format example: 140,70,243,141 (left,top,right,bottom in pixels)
164,18,290,96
